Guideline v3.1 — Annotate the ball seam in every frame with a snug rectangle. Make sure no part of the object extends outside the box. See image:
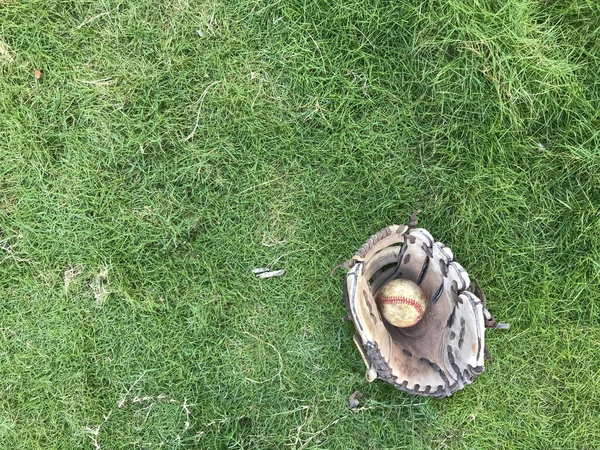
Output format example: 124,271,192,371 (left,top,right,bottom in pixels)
377,295,424,324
